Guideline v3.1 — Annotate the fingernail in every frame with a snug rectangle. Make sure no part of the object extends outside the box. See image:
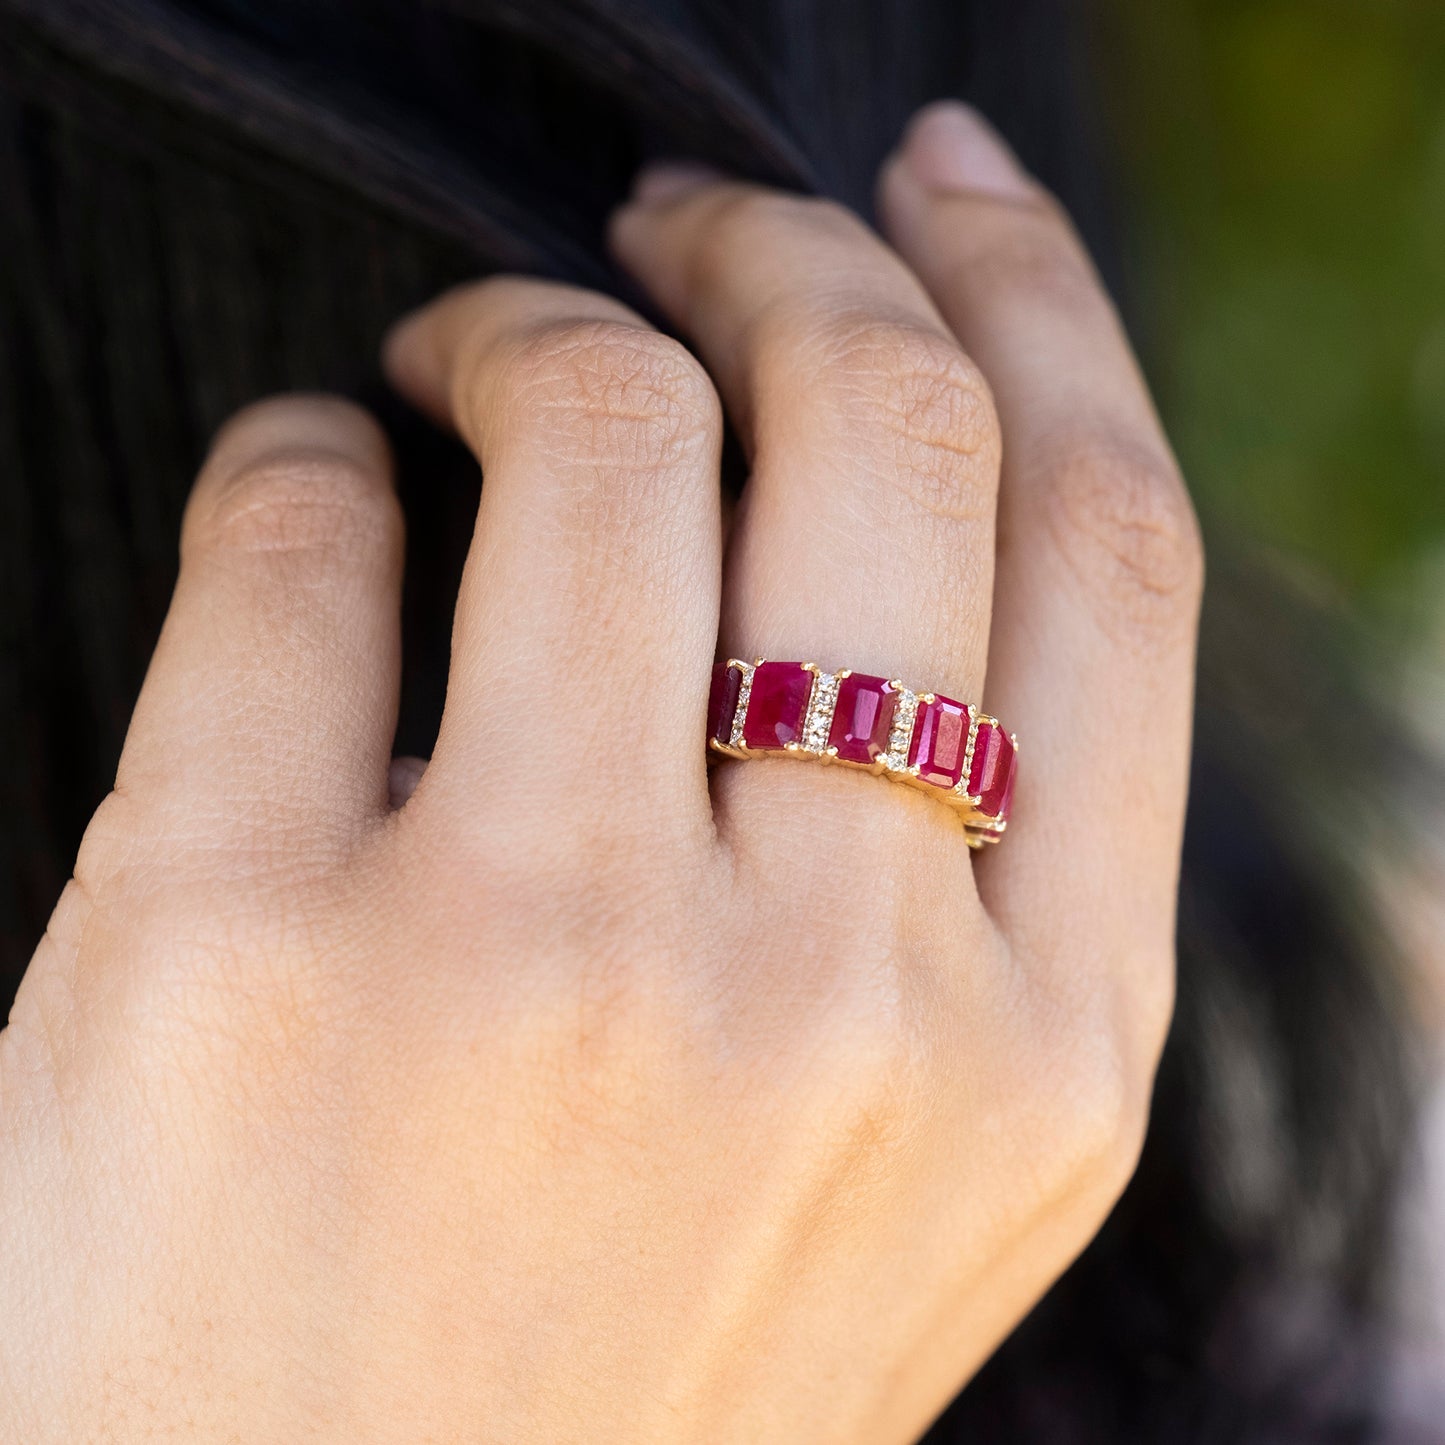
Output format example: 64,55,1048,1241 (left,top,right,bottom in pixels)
627,160,723,207
899,101,1032,199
